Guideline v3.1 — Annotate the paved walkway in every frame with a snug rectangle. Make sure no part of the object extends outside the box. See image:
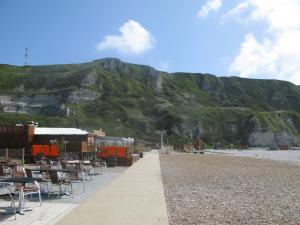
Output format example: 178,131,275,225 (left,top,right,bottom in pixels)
0,167,126,225
0,201,77,225
56,151,169,225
